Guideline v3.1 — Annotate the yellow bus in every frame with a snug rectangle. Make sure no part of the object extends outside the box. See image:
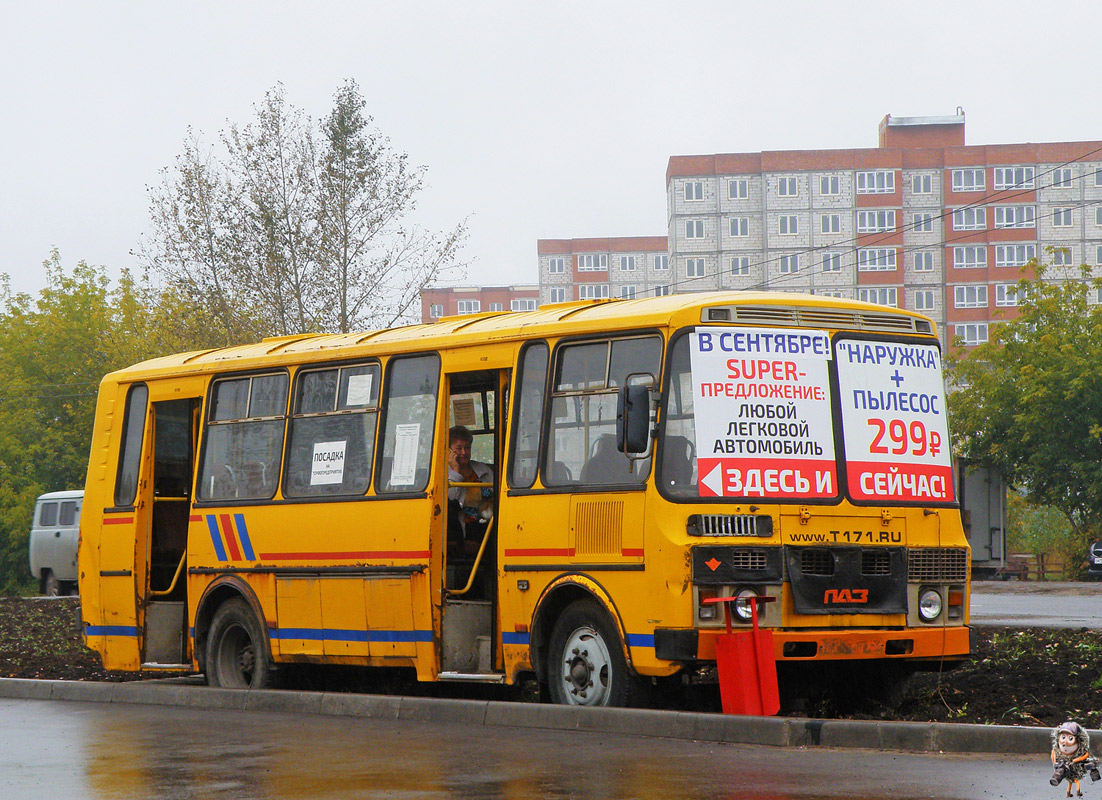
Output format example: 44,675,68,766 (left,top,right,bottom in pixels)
79,290,969,705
